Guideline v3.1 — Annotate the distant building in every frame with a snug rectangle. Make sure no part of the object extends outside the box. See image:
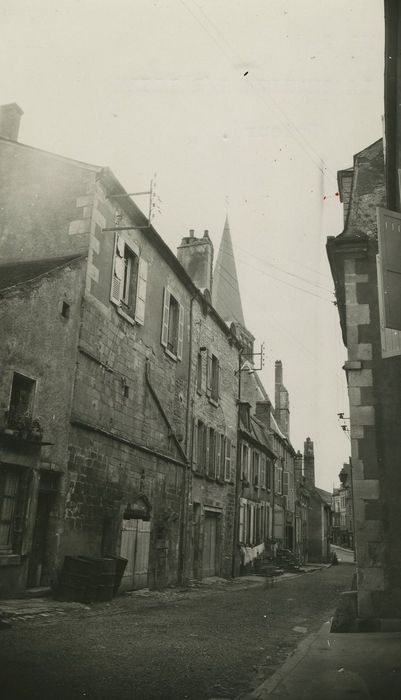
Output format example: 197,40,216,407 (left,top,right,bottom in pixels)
332,463,354,549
